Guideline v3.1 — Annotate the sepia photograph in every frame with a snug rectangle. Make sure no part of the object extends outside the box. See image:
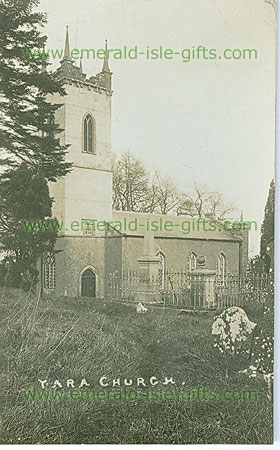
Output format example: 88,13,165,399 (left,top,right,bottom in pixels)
0,0,276,445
